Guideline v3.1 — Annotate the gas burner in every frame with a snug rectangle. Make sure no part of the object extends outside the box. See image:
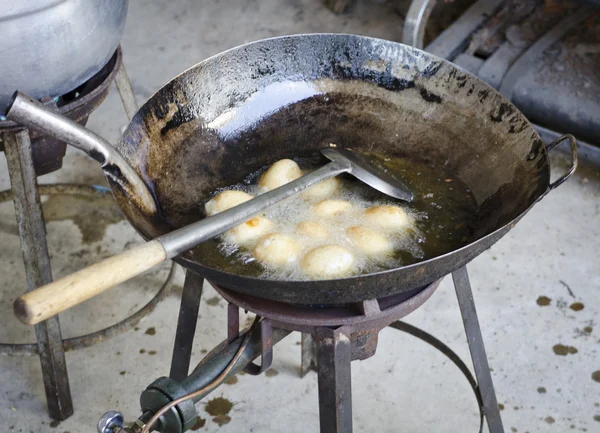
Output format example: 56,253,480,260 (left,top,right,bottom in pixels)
214,281,438,330
215,280,440,369
0,48,122,175
101,269,502,433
